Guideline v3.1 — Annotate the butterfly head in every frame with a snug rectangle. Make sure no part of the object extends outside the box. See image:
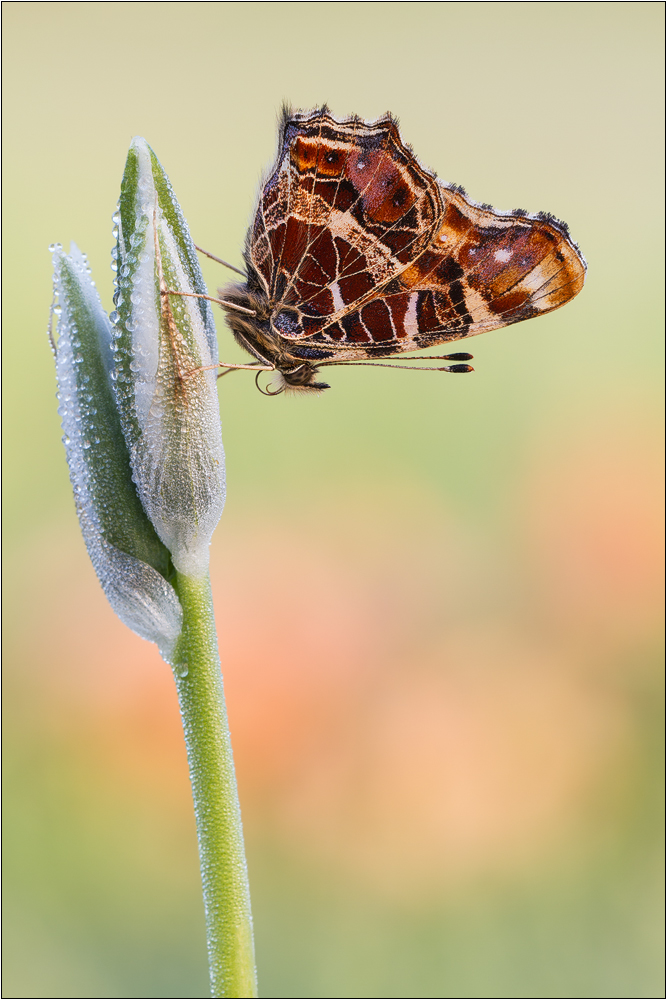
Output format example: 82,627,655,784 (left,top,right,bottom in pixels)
217,281,331,394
